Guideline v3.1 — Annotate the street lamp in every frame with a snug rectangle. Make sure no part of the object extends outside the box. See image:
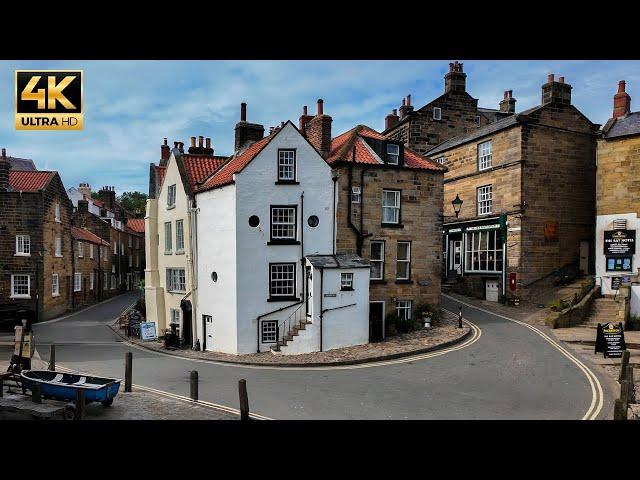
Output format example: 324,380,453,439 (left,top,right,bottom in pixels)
452,194,463,218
